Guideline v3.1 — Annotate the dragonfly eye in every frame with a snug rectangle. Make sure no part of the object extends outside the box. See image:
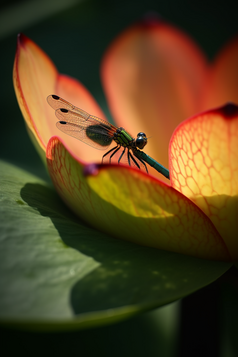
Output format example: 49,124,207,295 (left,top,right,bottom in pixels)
136,133,147,149
137,132,146,138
